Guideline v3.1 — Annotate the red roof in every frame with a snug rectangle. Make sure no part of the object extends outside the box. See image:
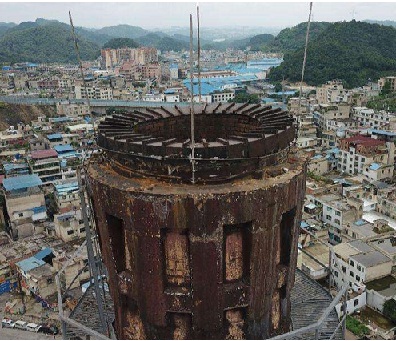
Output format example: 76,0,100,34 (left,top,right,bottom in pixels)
31,149,58,160
343,135,385,147
0,175,4,185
